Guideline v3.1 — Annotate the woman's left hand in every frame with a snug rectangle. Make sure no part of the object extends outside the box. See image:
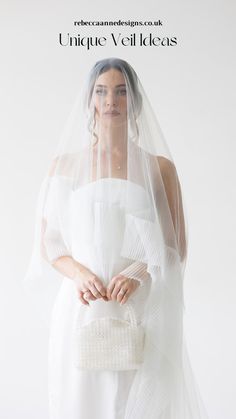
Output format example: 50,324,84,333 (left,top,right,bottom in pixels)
81,275,140,304
106,274,140,305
